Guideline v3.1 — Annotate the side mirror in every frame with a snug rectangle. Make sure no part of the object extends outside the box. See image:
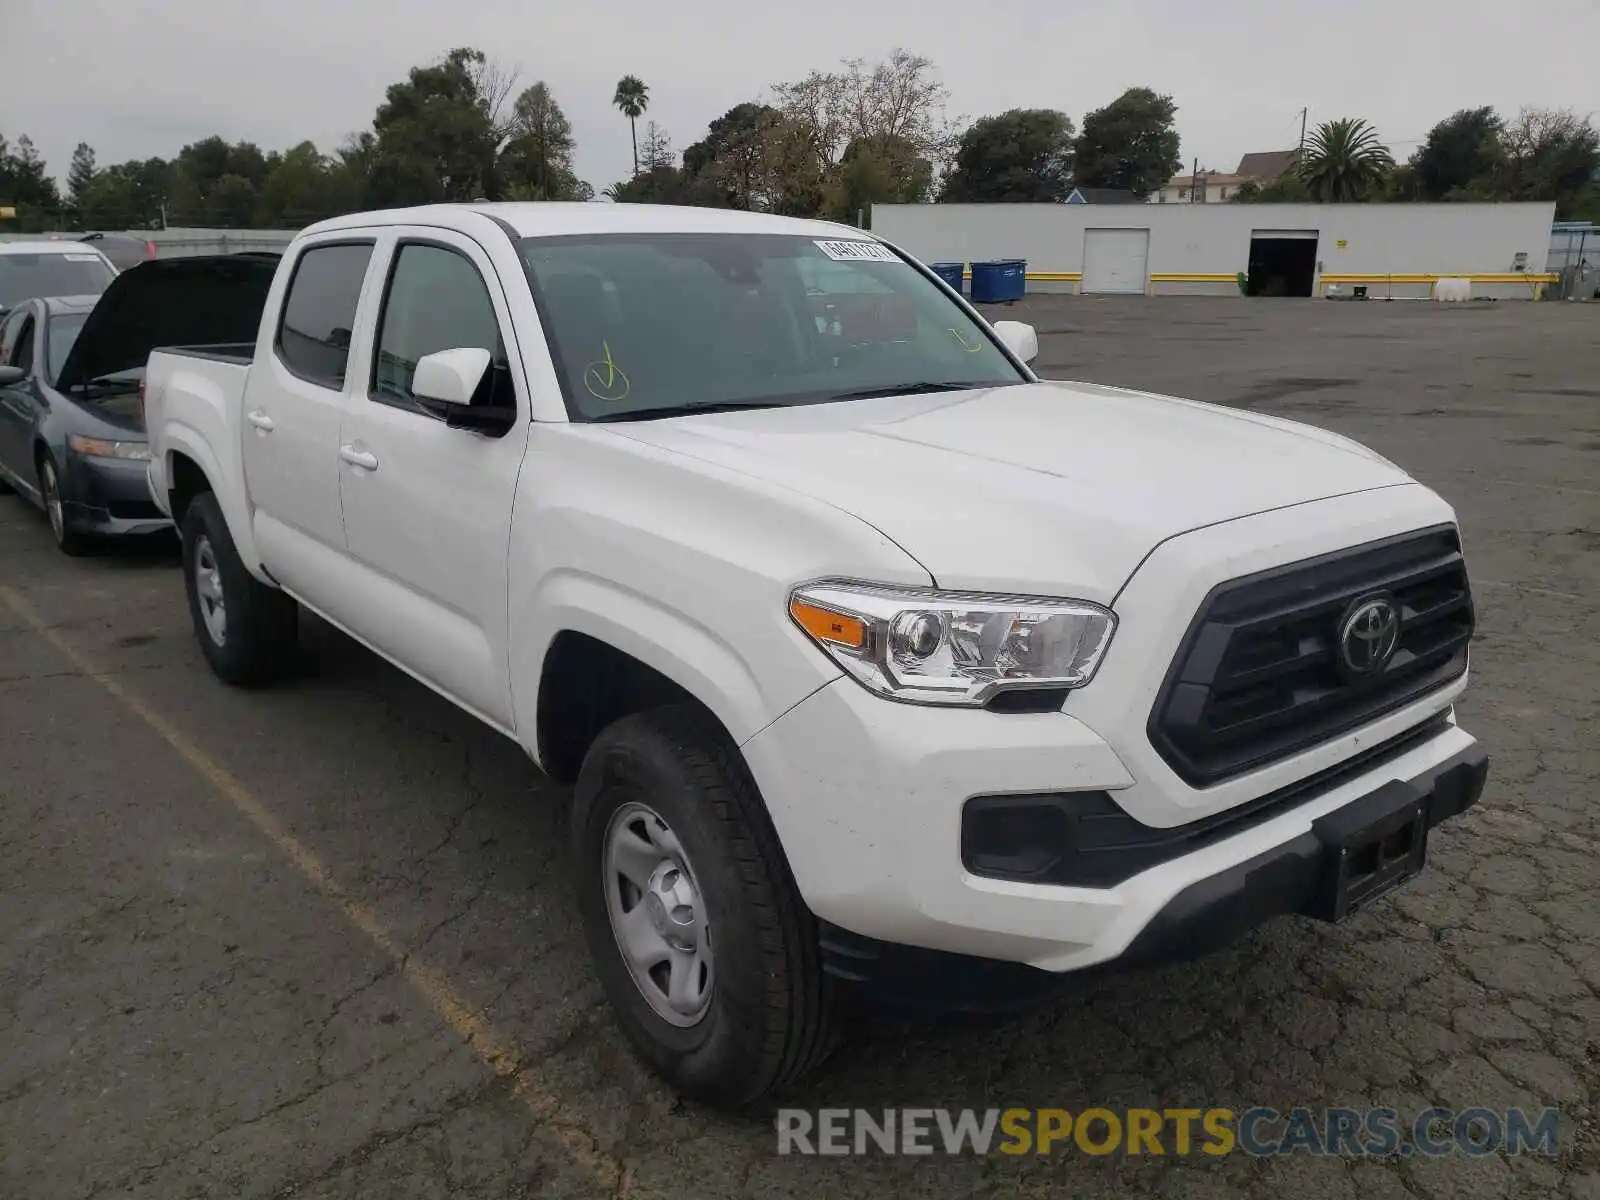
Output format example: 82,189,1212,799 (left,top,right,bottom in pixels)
991,320,1039,365
413,347,490,407
0,364,25,387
